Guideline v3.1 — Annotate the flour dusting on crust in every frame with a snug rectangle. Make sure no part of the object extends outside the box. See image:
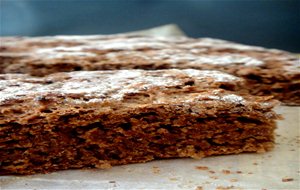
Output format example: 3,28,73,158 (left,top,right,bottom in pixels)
1,35,287,68
0,69,241,104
